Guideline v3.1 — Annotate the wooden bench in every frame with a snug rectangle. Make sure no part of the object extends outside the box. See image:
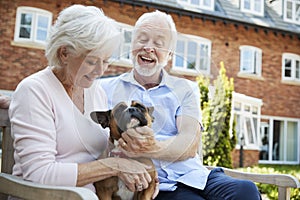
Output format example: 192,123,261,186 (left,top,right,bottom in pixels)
0,108,299,200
